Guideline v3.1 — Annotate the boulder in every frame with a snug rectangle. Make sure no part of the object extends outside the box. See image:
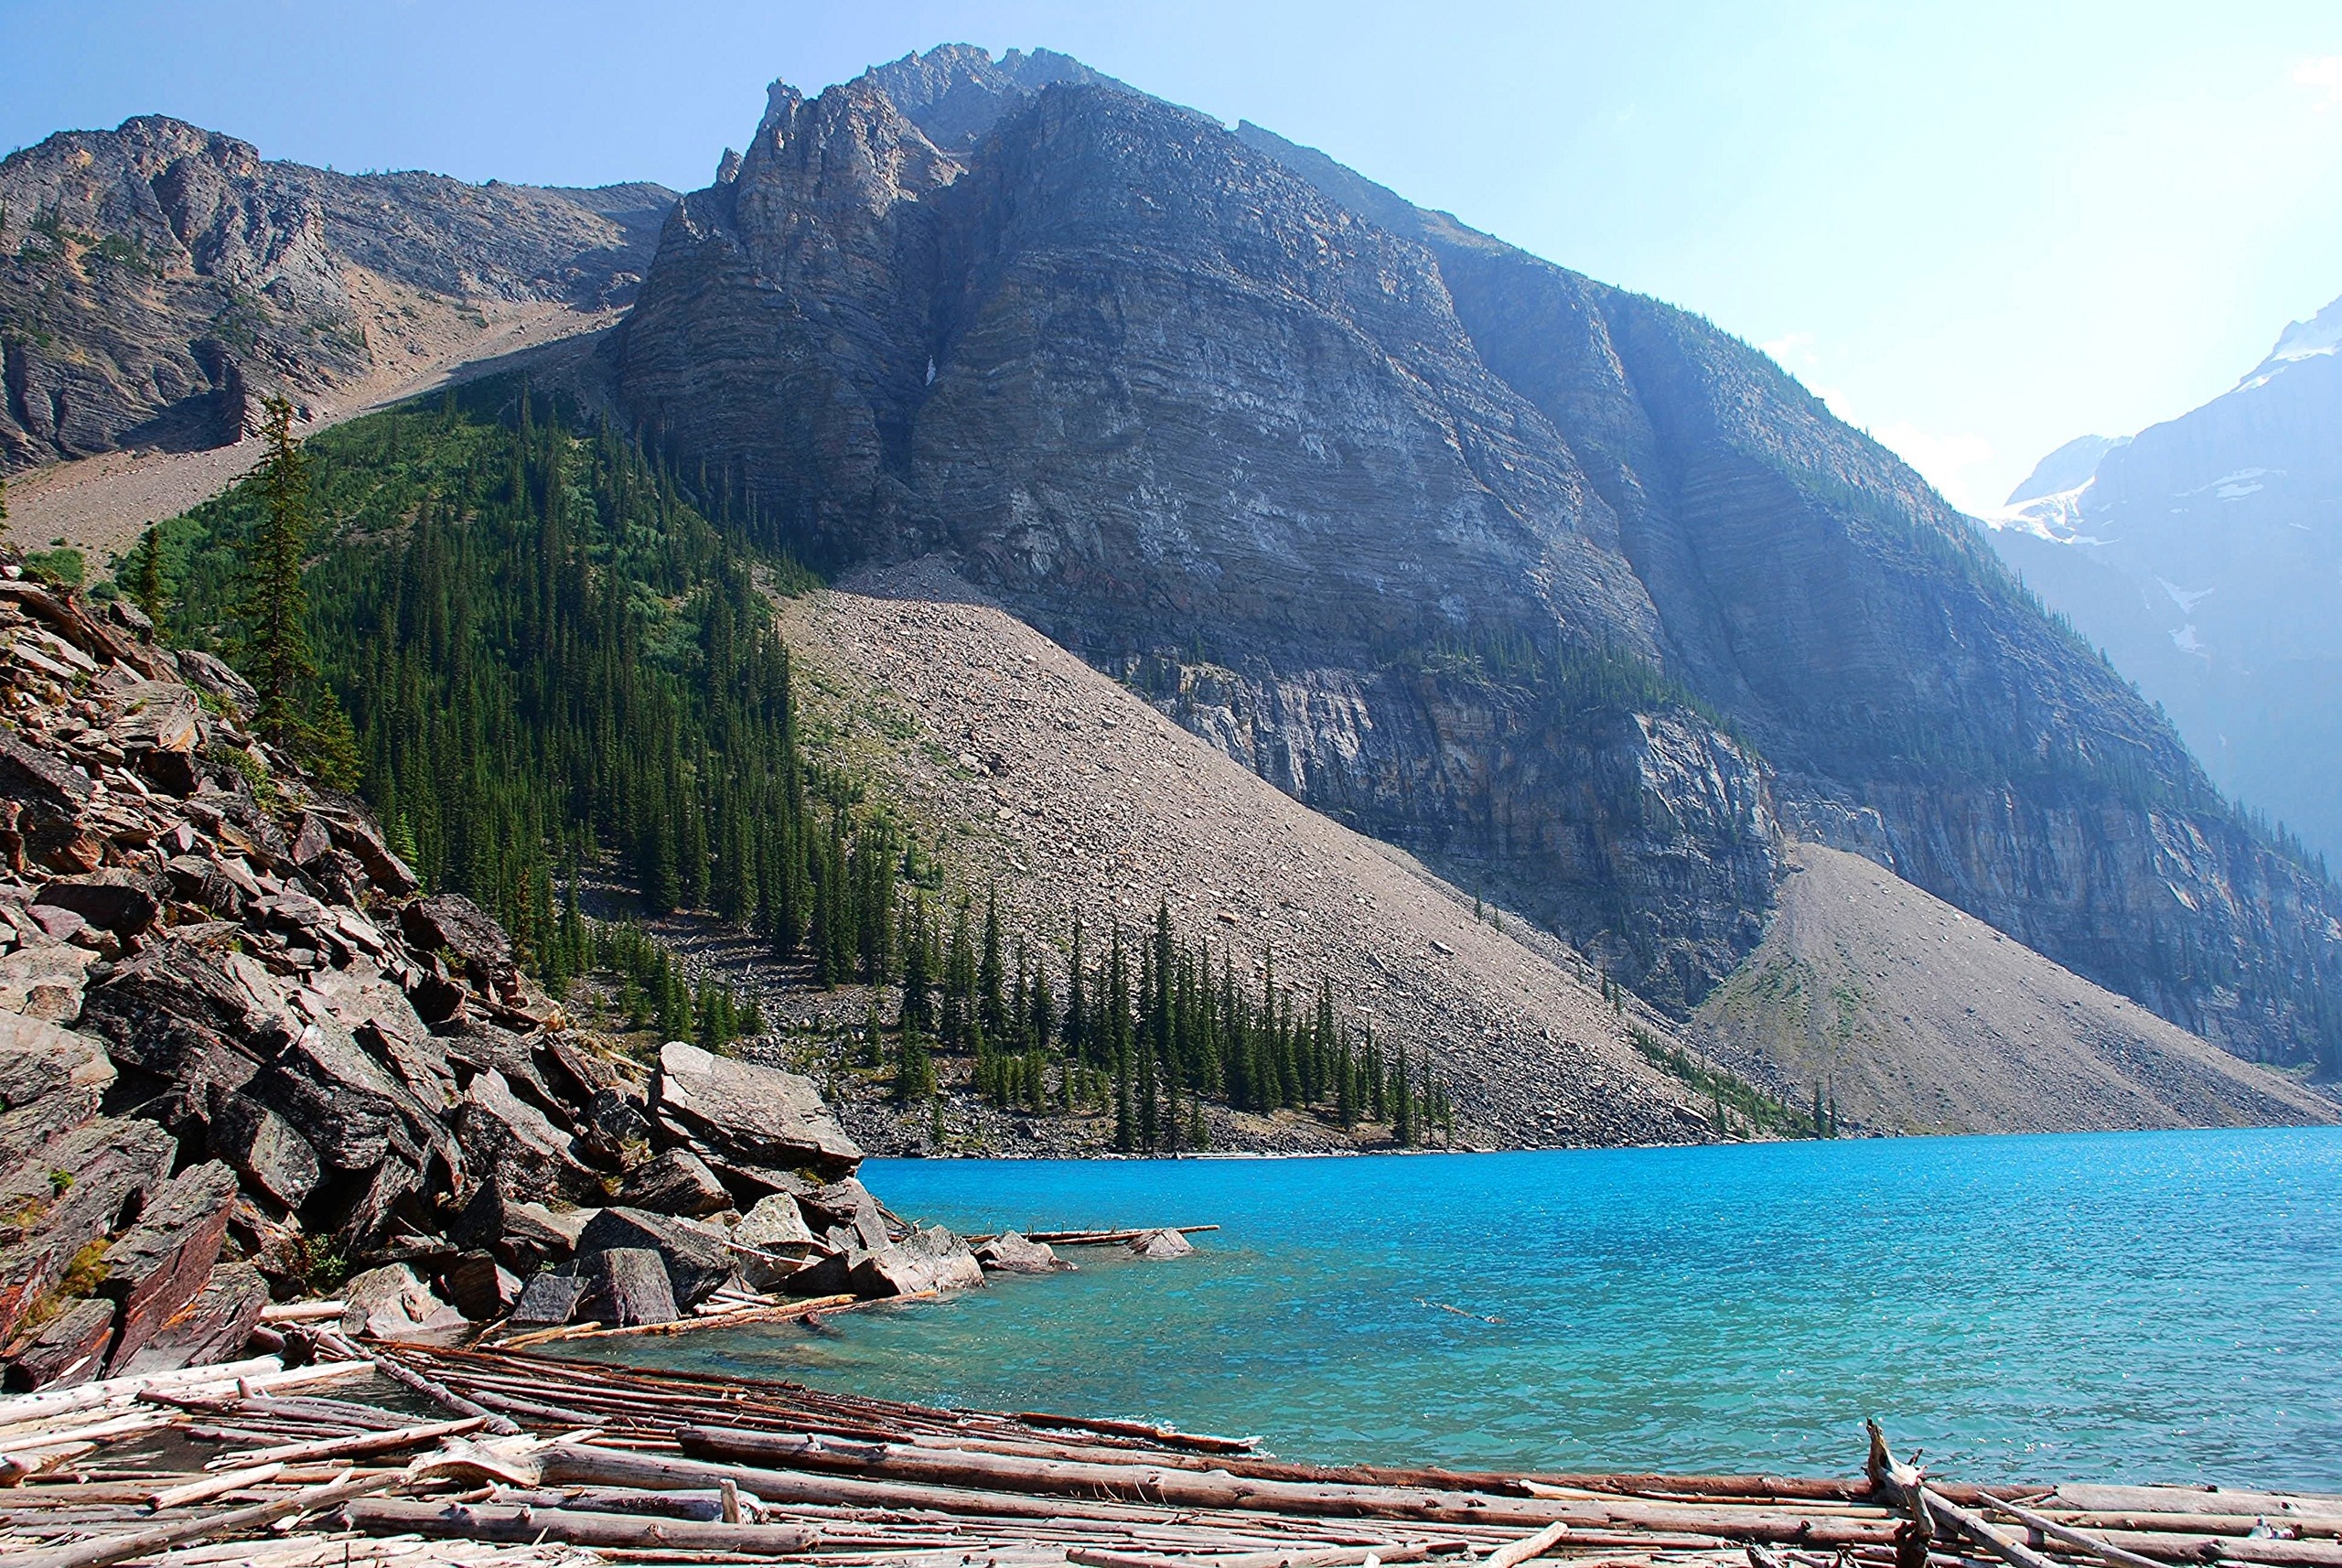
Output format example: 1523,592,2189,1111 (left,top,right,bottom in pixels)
162,854,251,920
340,1262,465,1340
0,1078,102,1171
0,1116,177,1344
253,1015,443,1177
733,1193,818,1254
775,1245,855,1299
848,1226,984,1300
79,939,285,1080
450,1069,600,1206
795,1177,889,1251
582,1086,650,1161
1128,1228,1195,1260
973,1231,1072,1274
35,869,166,936
508,1271,590,1328
401,895,514,987
288,812,335,868
112,1261,269,1376
650,1040,862,1181
441,1251,524,1319
174,650,257,714
319,810,419,896
3,1295,117,1391
0,1011,112,1111
98,1159,239,1372
106,682,201,754
204,1090,320,1210
302,967,449,1110
0,941,95,1021
0,728,93,820
451,1180,592,1274
618,1148,733,1218
585,1246,680,1326
574,1208,734,1309
334,1158,424,1257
